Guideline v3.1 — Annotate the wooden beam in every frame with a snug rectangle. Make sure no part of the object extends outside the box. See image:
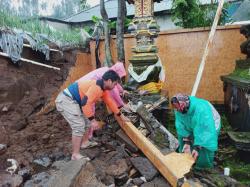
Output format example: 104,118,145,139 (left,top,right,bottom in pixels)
23,43,61,52
191,0,225,96
0,51,60,71
116,117,196,187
